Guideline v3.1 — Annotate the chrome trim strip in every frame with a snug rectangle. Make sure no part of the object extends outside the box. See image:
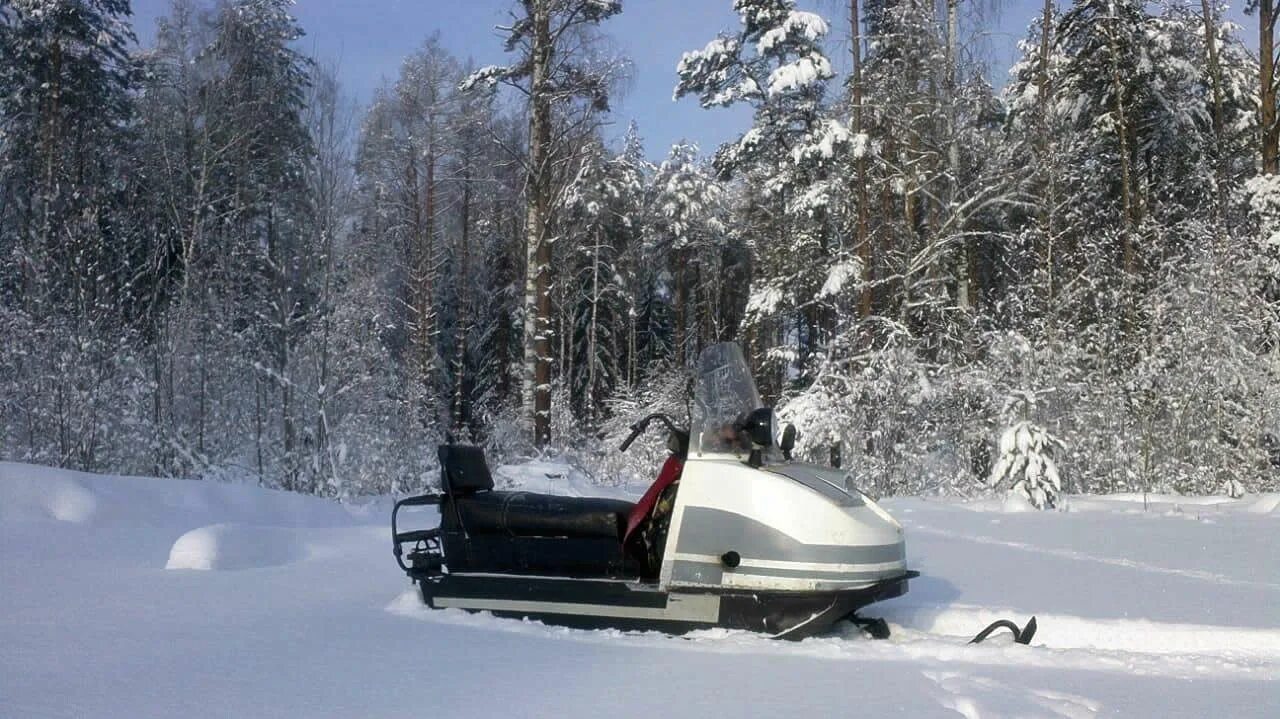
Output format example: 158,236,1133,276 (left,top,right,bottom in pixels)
432,592,721,623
